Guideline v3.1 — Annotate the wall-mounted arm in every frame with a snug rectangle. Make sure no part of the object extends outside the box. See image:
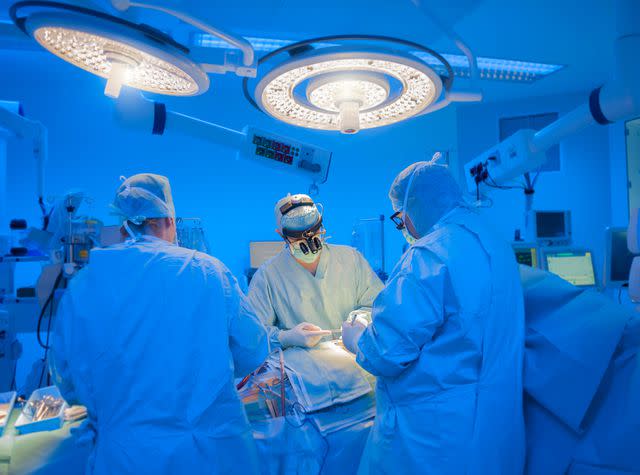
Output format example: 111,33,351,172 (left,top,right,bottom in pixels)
0,104,46,204
464,0,640,192
112,0,256,70
112,91,333,185
410,0,482,108
112,90,245,149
